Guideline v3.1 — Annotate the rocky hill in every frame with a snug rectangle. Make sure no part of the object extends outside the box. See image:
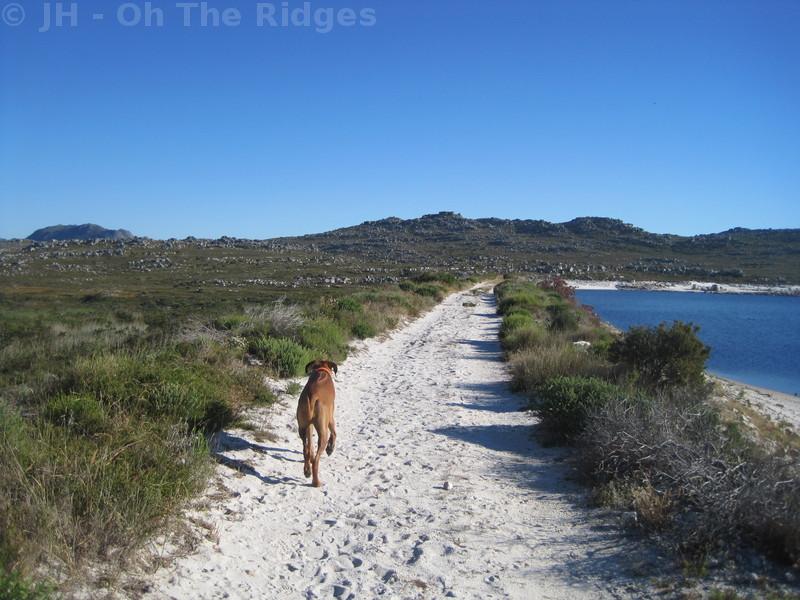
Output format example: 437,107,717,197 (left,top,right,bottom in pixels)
6,213,798,285
27,224,134,242
281,212,800,283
